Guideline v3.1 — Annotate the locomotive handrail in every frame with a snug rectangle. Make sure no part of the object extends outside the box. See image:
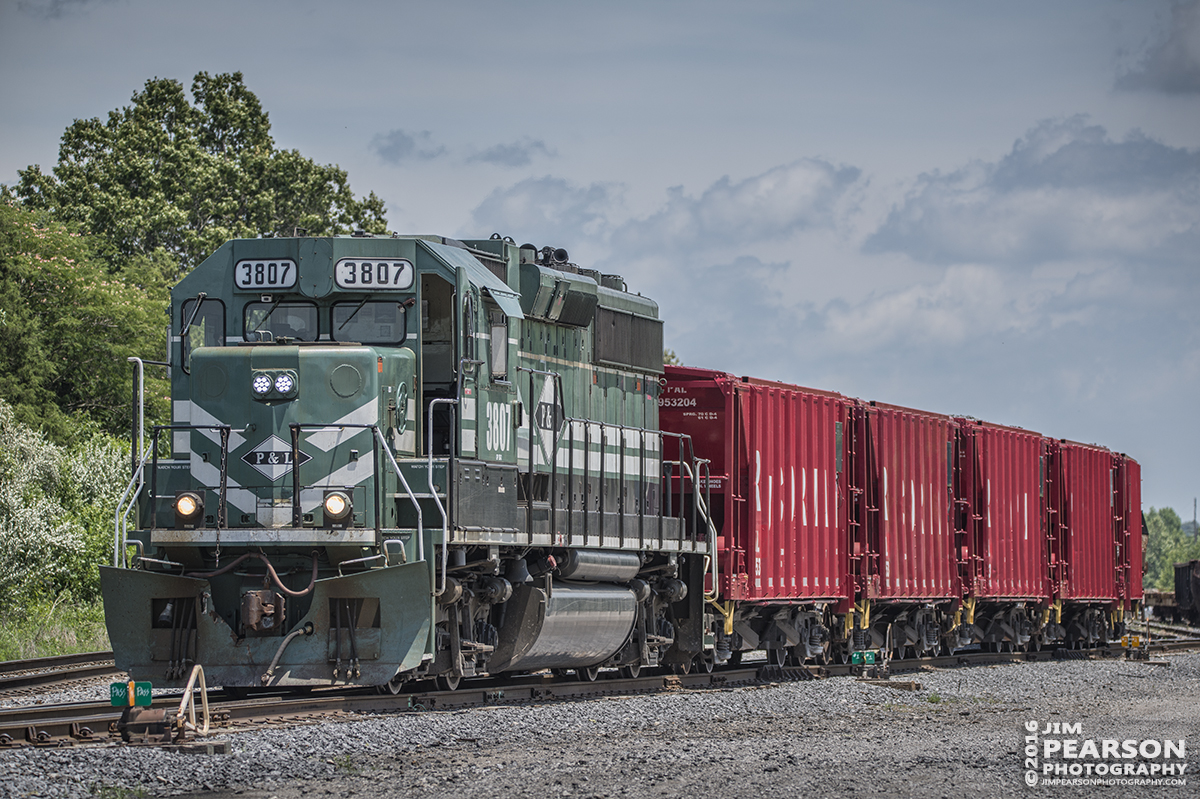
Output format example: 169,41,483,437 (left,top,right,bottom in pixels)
288,422,382,533
427,397,458,597
516,365,565,537
372,426,424,563
126,357,169,480
113,450,152,567
281,422,426,562
666,455,720,600
546,412,716,562
147,424,231,532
